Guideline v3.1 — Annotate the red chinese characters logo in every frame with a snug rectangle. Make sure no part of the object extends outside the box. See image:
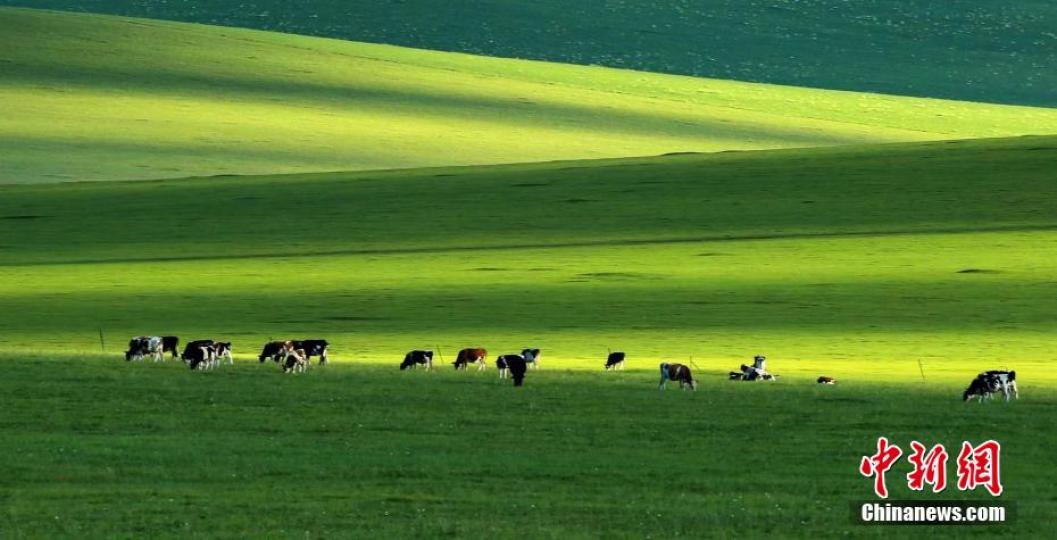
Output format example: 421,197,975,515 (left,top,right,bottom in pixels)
859,436,903,498
956,440,1003,496
906,441,948,493
860,438,1002,497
